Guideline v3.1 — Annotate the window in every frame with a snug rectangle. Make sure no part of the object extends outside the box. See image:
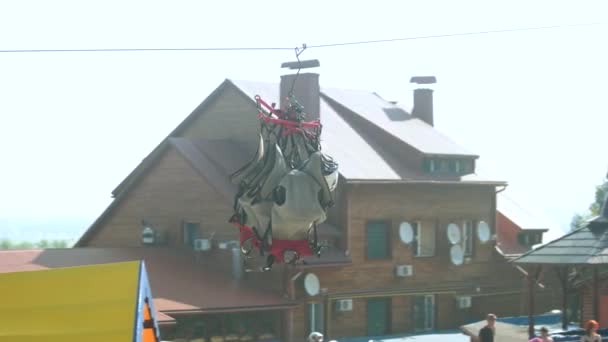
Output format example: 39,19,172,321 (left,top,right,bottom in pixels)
439,160,449,173
308,302,324,334
423,159,436,173
366,221,390,259
462,159,475,174
462,220,474,256
413,295,435,331
449,160,462,173
413,222,435,257
182,221,200,247
518,232,543,246
423,158,476,175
